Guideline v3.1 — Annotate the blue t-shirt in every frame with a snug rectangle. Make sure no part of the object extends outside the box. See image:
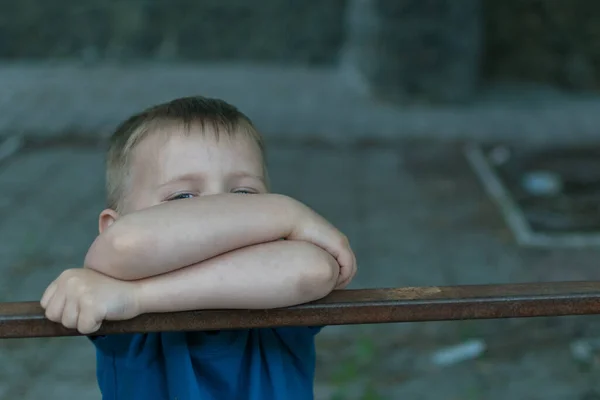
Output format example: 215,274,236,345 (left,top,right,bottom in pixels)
90,327,321,400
